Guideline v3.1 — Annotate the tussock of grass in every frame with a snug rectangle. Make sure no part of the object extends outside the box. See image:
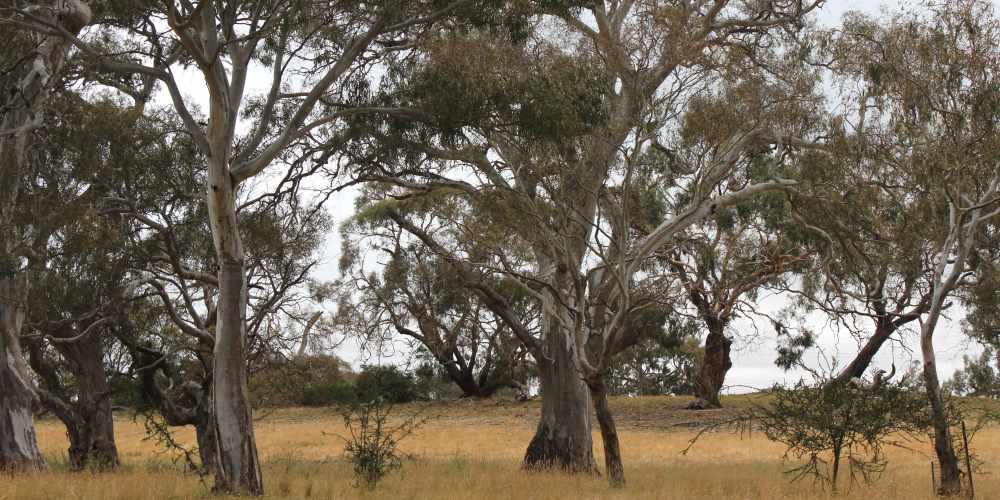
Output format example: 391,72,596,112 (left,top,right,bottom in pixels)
5,395,997,499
